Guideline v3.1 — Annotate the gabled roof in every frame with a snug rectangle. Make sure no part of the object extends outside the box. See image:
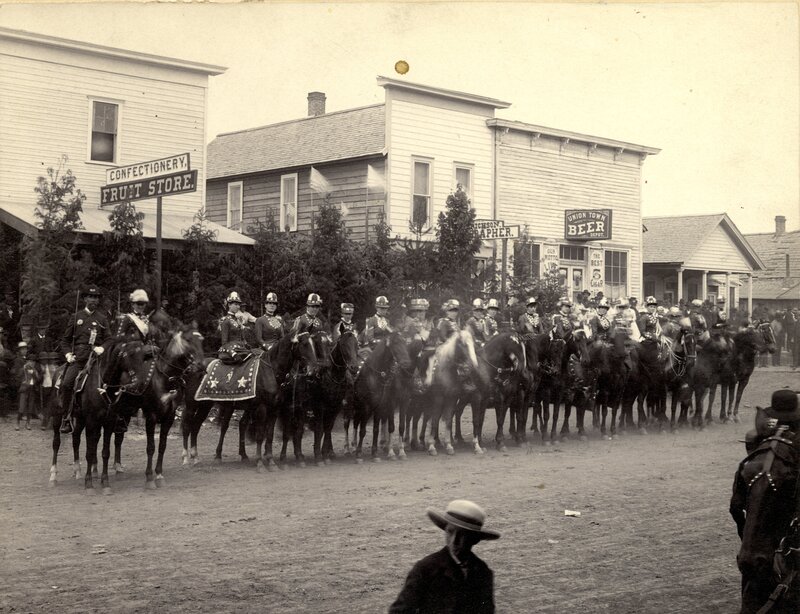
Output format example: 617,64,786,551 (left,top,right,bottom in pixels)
207,104,386,180
750,277,800,301
743,228,800,279
642,213,764,270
